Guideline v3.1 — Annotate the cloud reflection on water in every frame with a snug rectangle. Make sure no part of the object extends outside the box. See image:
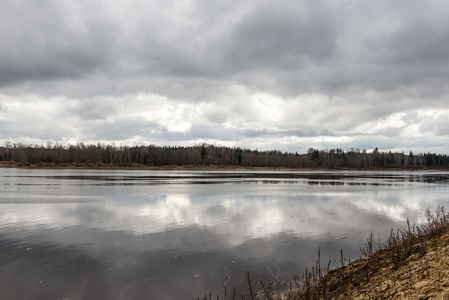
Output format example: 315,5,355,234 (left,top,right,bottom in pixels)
2,186,449,253
2,170,449,247
2,170,449,299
